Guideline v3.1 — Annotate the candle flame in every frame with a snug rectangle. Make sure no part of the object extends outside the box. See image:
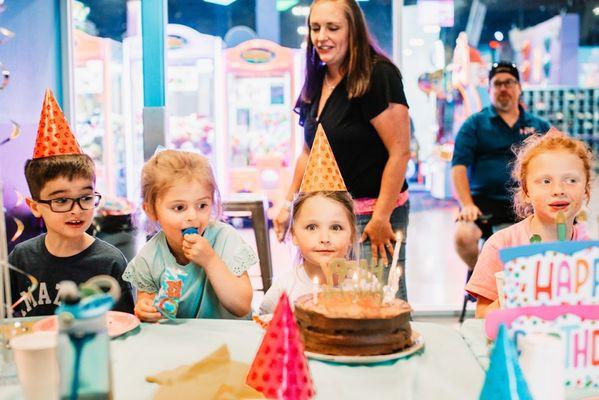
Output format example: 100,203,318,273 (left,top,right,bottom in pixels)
395,230,403,243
